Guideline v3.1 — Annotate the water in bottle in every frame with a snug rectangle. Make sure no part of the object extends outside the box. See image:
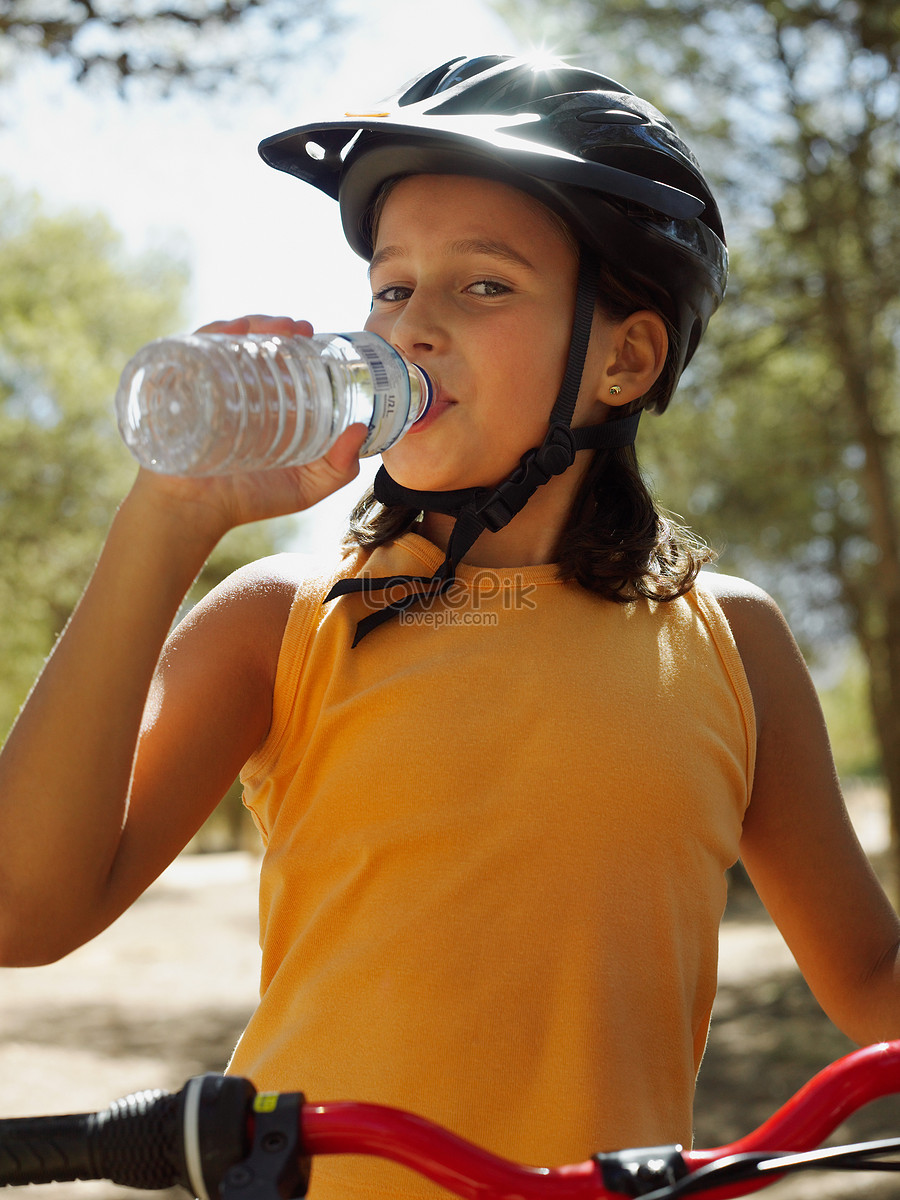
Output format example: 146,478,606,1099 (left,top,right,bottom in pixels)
115,331,433,476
